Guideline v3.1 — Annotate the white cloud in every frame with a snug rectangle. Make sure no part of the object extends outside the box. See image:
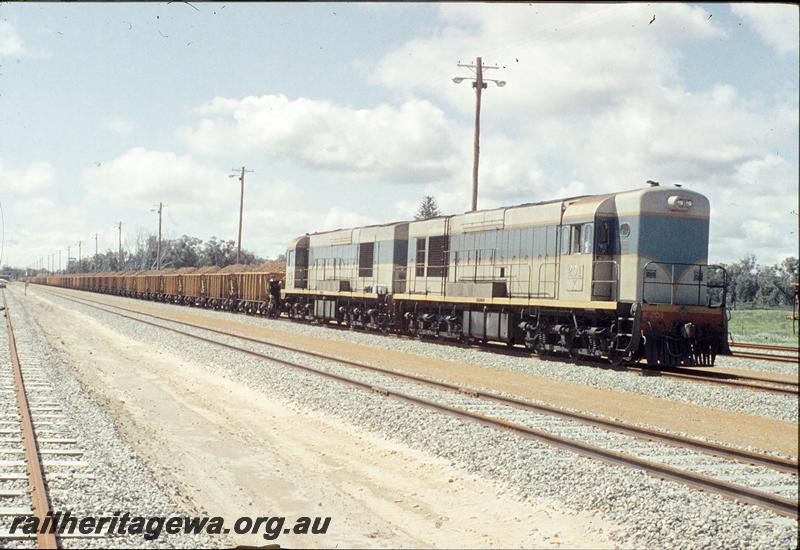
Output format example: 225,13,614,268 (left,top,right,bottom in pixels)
82,148,228,209
78,148,381,260
0,21,25,57
372,4,722,119
320,206,380,232
707,154,799,263
372,4,796,263
574,86,790,187
731,4,799,55
0,161,56,194
182,94,460,184
102,115,134,136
